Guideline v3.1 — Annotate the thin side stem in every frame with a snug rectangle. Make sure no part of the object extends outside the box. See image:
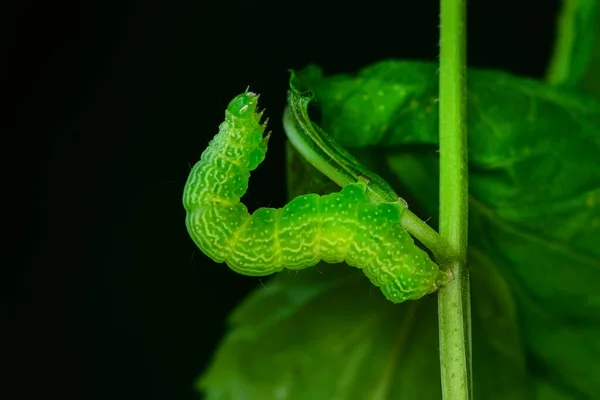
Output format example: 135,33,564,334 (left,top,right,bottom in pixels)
399,210,450,263
437,0,472,399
